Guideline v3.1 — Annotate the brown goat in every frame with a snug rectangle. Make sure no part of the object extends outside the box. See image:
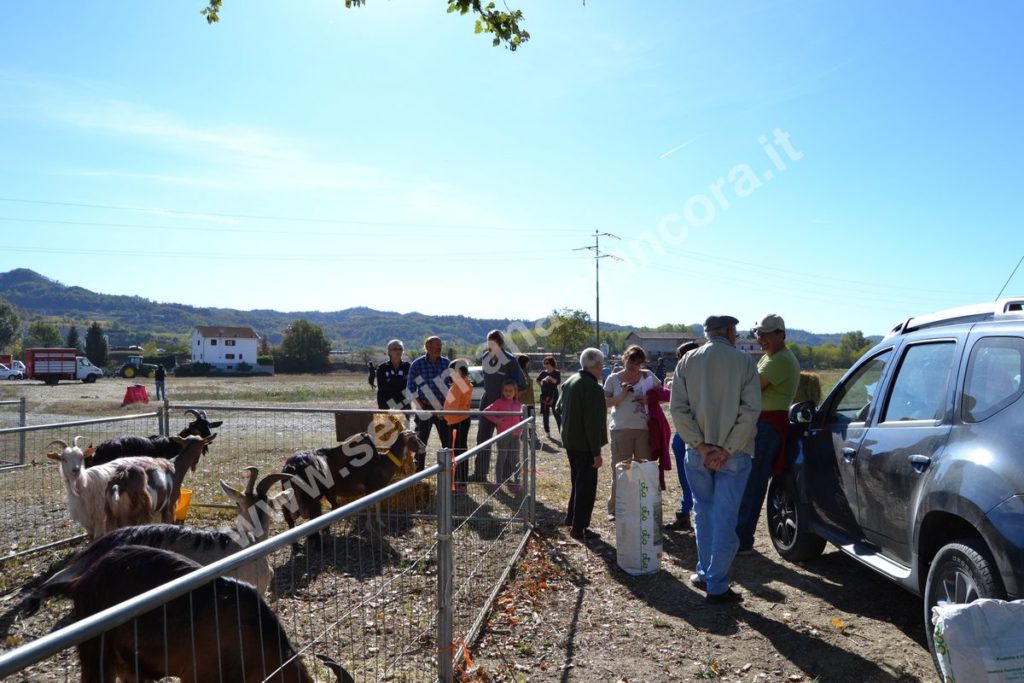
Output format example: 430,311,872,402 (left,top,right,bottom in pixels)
281,430,424,543
70,545,352,683
101,434,214,532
